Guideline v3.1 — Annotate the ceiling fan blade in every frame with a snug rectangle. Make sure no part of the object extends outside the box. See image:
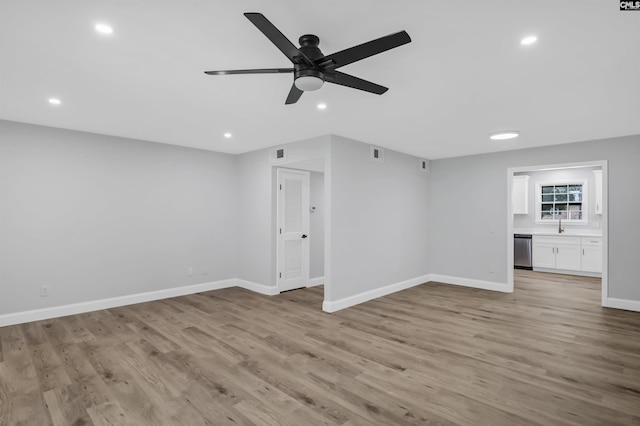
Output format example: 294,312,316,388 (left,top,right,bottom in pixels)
244,13,311,65
326,71,388,95
204,68,293,75
321,31,411,69
285,84,303,104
